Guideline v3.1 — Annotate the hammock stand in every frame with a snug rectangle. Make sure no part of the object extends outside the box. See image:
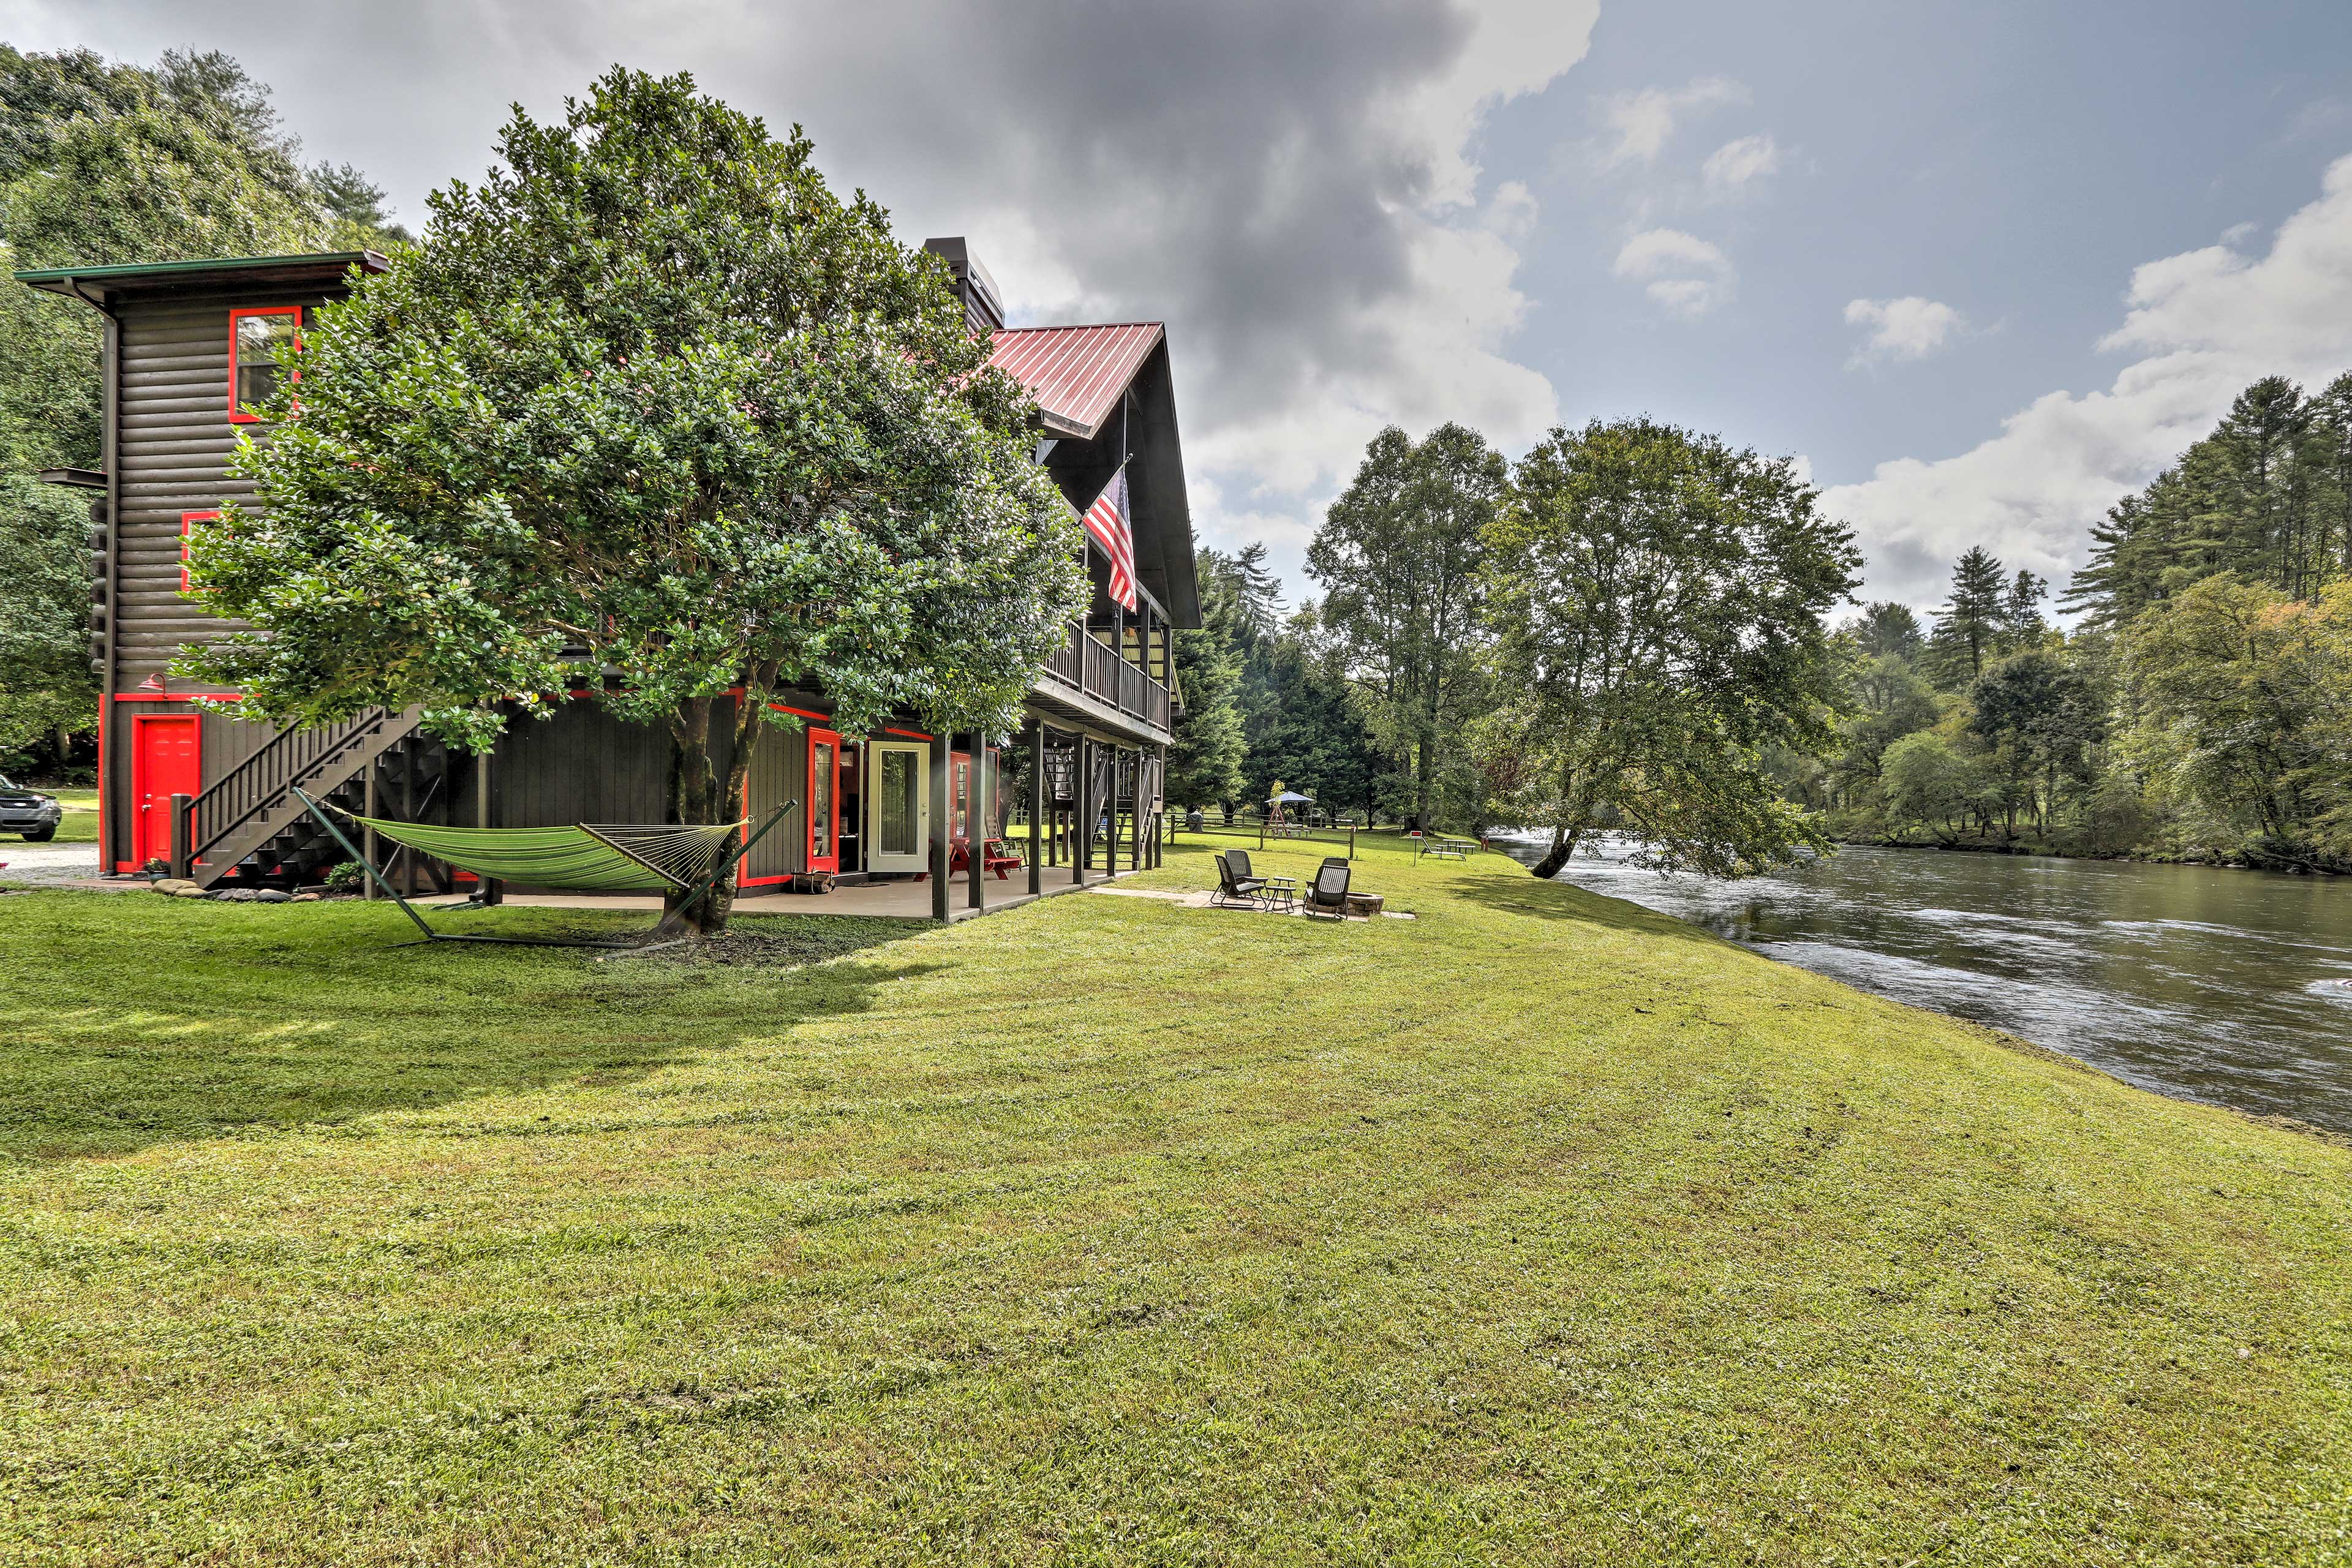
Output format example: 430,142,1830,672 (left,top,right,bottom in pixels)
291,788,798,949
